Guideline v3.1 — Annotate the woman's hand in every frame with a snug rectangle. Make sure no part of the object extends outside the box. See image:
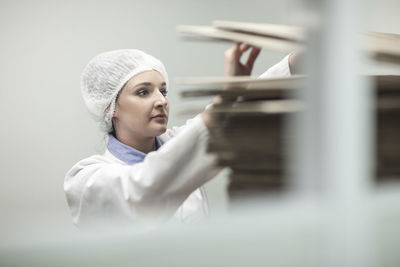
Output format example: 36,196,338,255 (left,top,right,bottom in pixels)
202,43,261,129
224,43,261,77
